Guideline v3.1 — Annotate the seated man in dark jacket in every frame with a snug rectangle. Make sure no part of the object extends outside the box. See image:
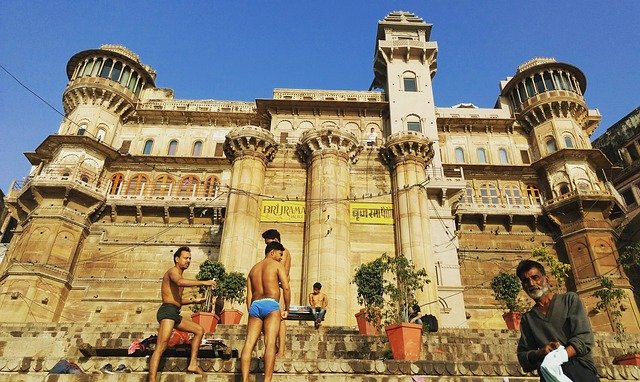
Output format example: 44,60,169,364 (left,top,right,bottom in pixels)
516,259,599,381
